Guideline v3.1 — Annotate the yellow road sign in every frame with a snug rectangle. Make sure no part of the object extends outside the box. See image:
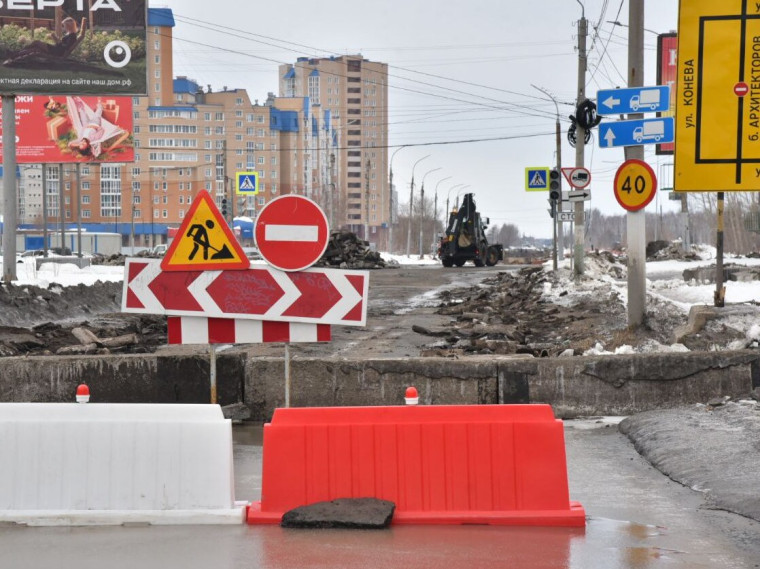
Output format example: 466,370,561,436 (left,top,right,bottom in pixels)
676,0,760,191
614,160,657,211
161,190,249,271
